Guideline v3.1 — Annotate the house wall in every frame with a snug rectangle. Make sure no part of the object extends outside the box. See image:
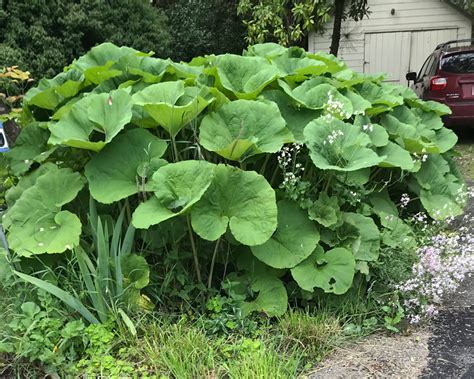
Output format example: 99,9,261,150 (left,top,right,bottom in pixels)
309,0,472,81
